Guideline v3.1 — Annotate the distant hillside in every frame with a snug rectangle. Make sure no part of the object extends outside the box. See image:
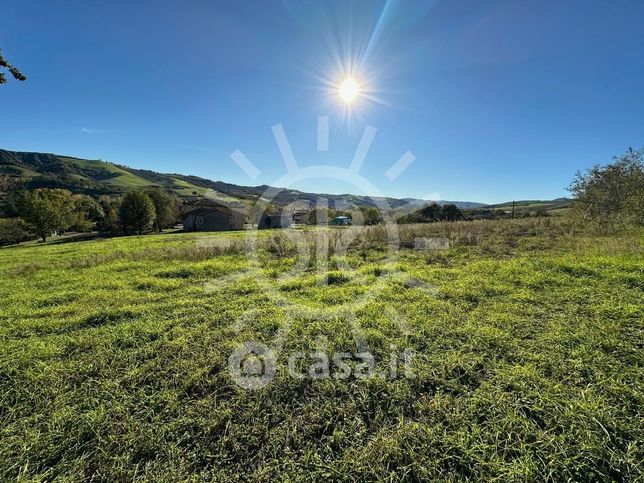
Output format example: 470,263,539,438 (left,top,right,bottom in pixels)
483,198,572,215
0,149,485,212
0,149,212,195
